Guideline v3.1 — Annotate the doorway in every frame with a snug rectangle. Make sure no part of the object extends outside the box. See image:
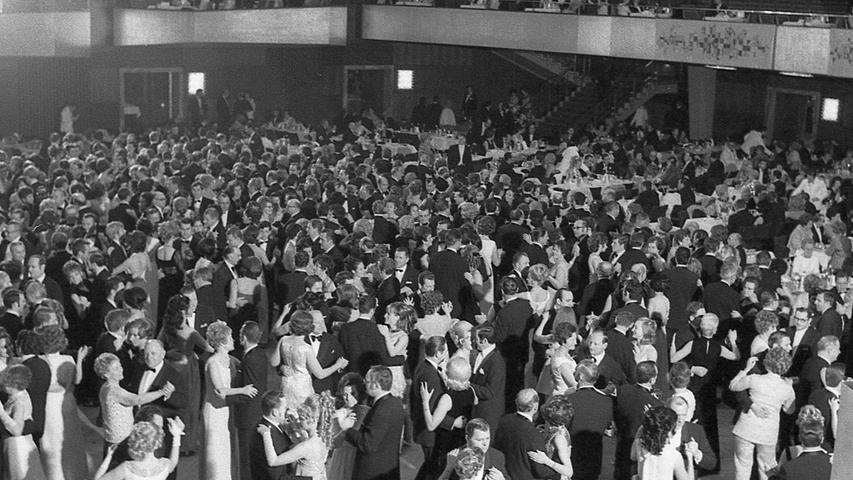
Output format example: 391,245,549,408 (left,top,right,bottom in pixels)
119,68,183,132
766,88,819,143
342,66,393,119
